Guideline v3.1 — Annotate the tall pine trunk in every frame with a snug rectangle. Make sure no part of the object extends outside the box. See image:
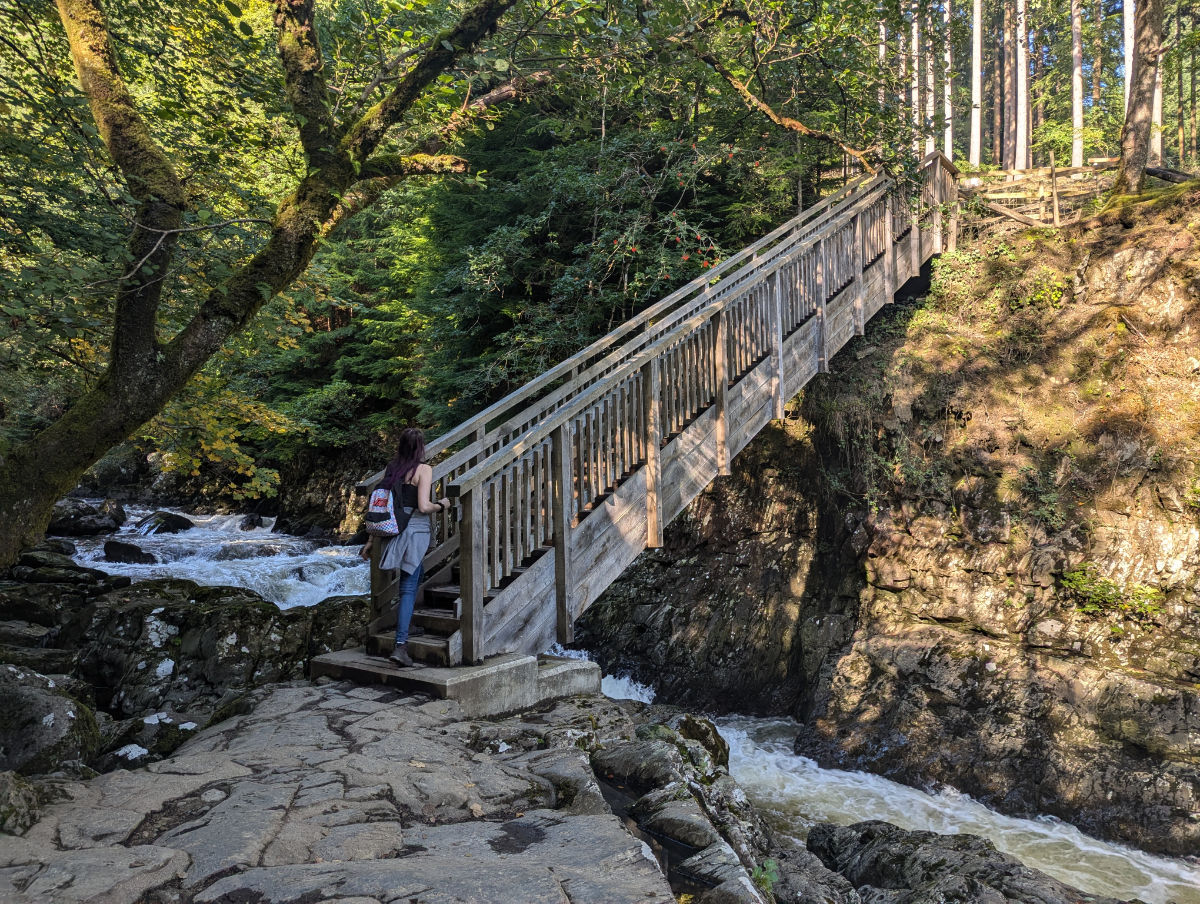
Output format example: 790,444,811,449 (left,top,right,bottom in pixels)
1179,2,1186,163
1192,4,1198,164
1073,0,1086,165
1093,0,1104,107
971,0,983,164
1150,48,1163,164
913,2,922,157
1114,0,1164,192
1125,0,1136,114
1004,1,1017,168
1016,0,1030,169
925,4,936,154
944,0,954,157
